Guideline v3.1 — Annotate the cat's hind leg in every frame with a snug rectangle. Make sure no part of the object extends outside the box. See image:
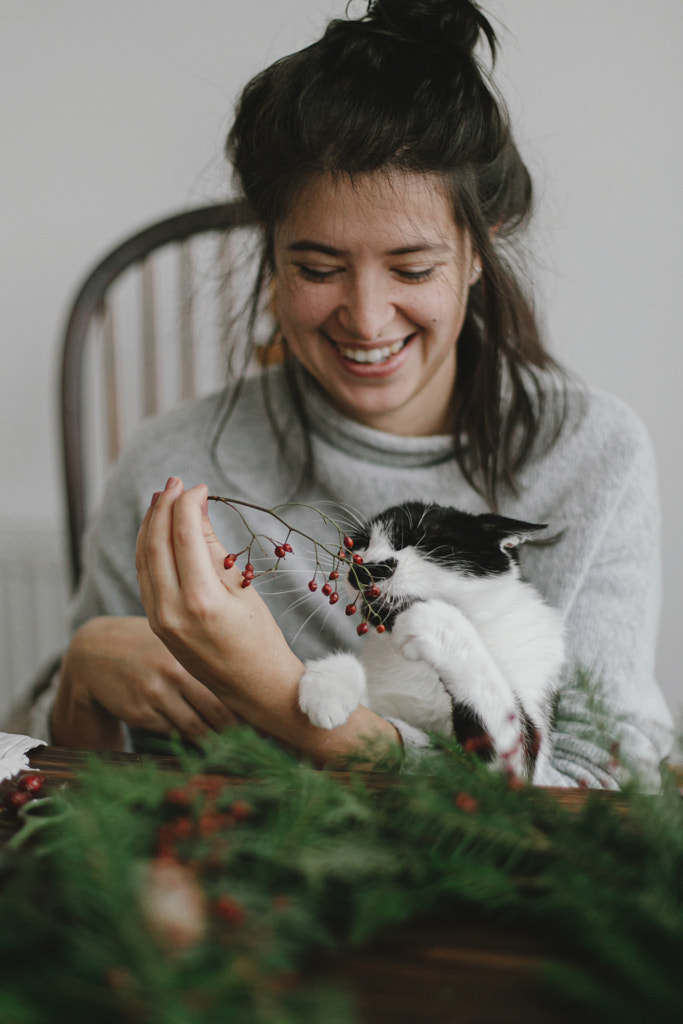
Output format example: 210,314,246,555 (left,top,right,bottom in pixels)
298,653,367,730
394,600,531,779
